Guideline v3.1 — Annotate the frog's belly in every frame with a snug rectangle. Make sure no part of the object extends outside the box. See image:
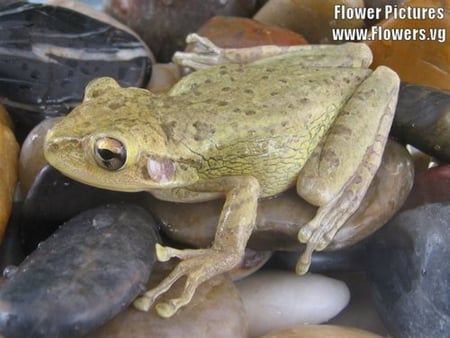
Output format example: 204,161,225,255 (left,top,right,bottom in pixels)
196,133,319,197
